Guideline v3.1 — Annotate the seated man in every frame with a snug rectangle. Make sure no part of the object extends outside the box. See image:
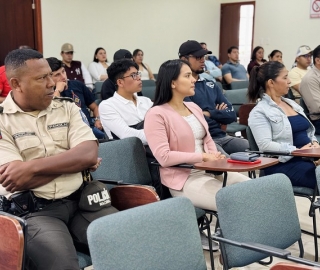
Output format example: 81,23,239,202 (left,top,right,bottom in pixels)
289,45,313,99
300,45,320,134
100,49,144,100
0,65,11,103
200,57,222,82
46,57,106,140
60,43,93,90
179,40,249,156
221,46,249,89
200,42,222,68
99,59,153,144
0,49,104,269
